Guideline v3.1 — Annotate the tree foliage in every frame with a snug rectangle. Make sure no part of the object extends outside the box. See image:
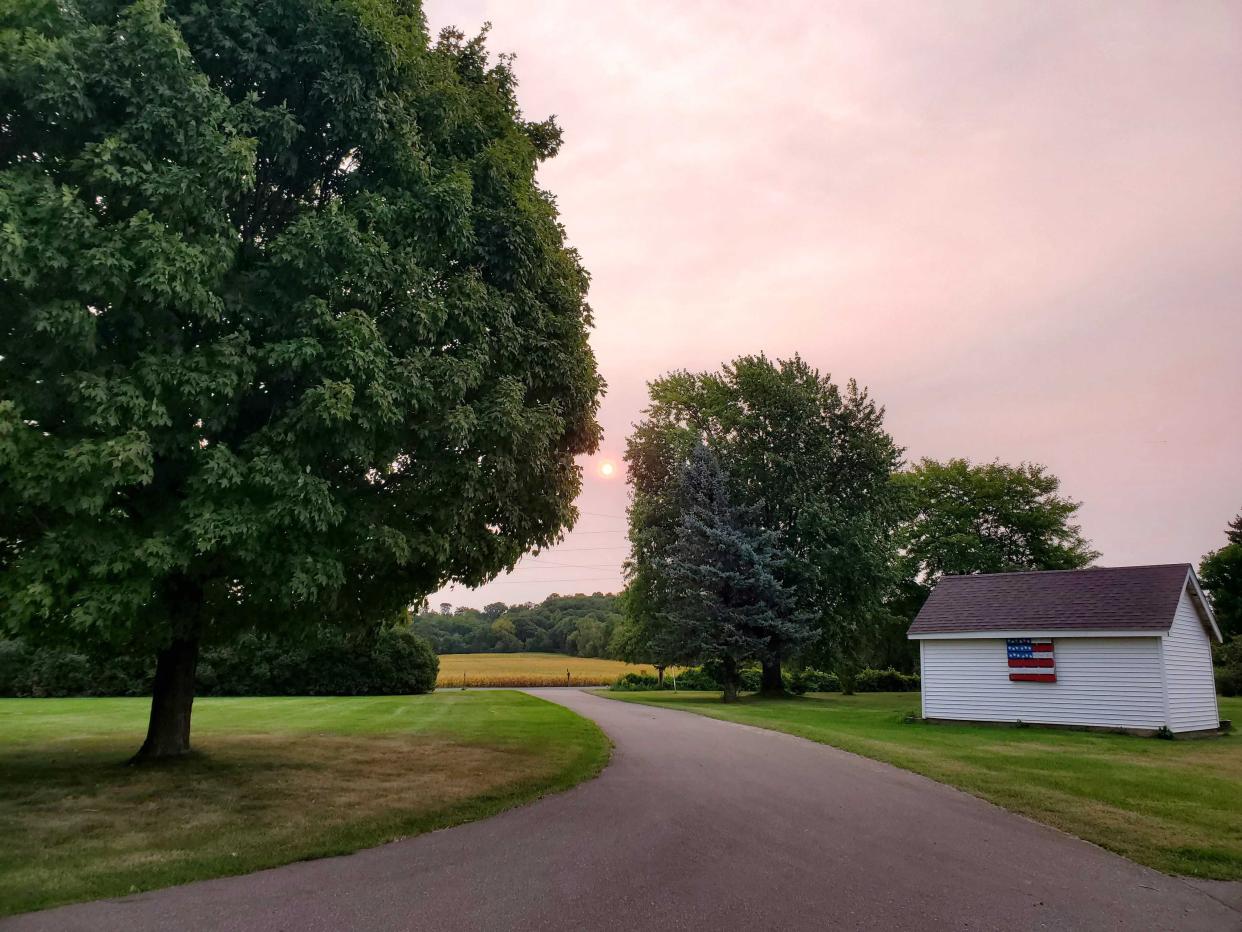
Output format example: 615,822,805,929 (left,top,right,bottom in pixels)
1201,509,1242,641
896,458,1098,583
623,355,903,686
0,0,601,756
659,444,811,700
